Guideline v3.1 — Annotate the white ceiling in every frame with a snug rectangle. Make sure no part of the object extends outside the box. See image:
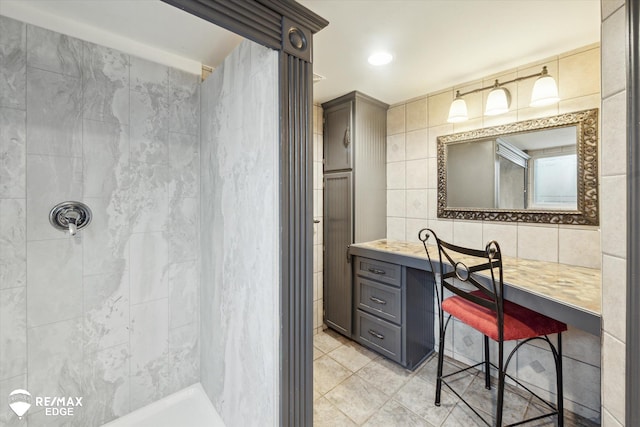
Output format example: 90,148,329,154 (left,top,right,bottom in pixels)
301,0,601,105
0,0,600,106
